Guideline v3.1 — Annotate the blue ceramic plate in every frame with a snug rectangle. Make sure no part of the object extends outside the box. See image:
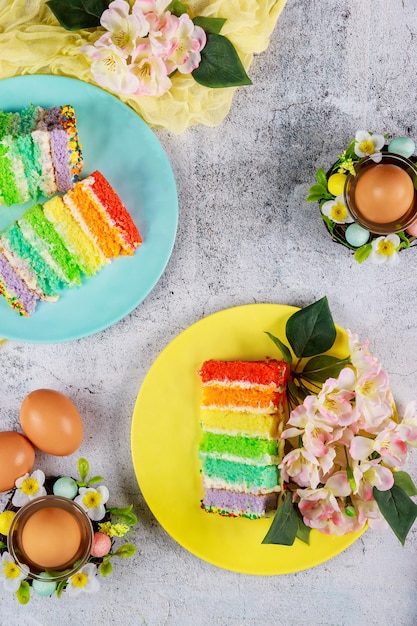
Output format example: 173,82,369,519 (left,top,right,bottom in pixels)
0,75,178,343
